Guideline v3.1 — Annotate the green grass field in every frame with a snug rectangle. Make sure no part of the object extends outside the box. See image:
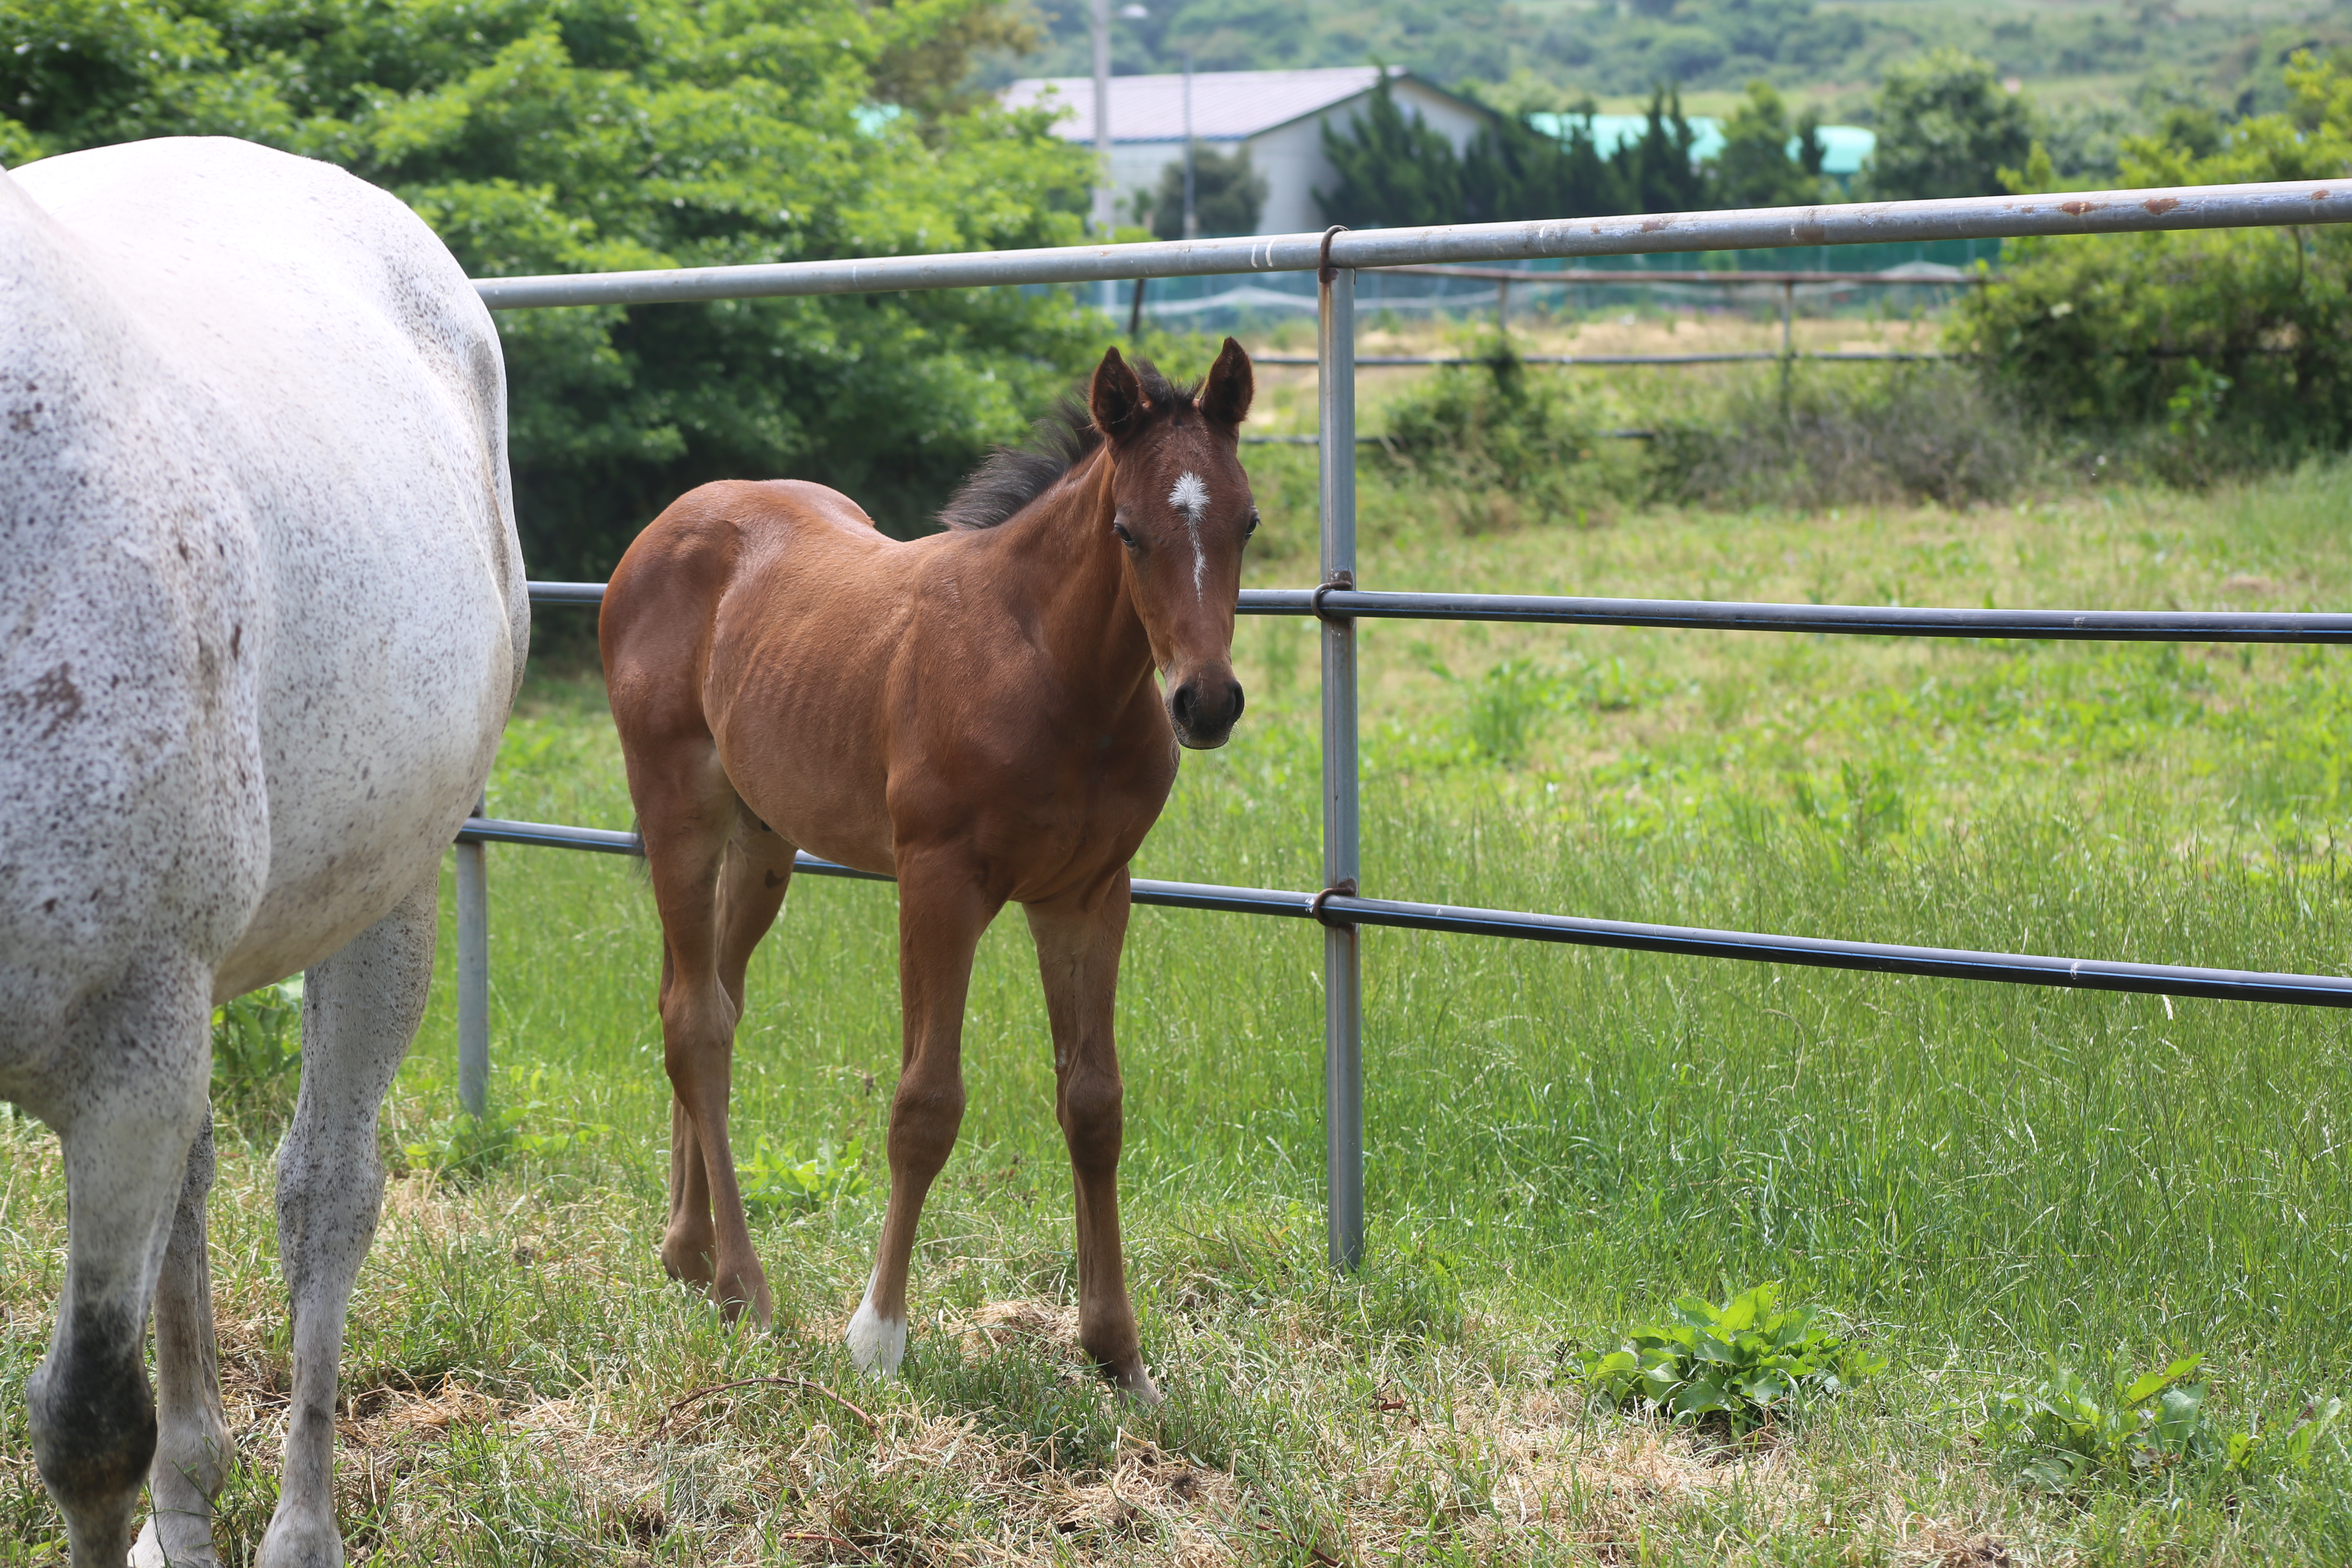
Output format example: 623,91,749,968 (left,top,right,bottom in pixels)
5,455,2352,1565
